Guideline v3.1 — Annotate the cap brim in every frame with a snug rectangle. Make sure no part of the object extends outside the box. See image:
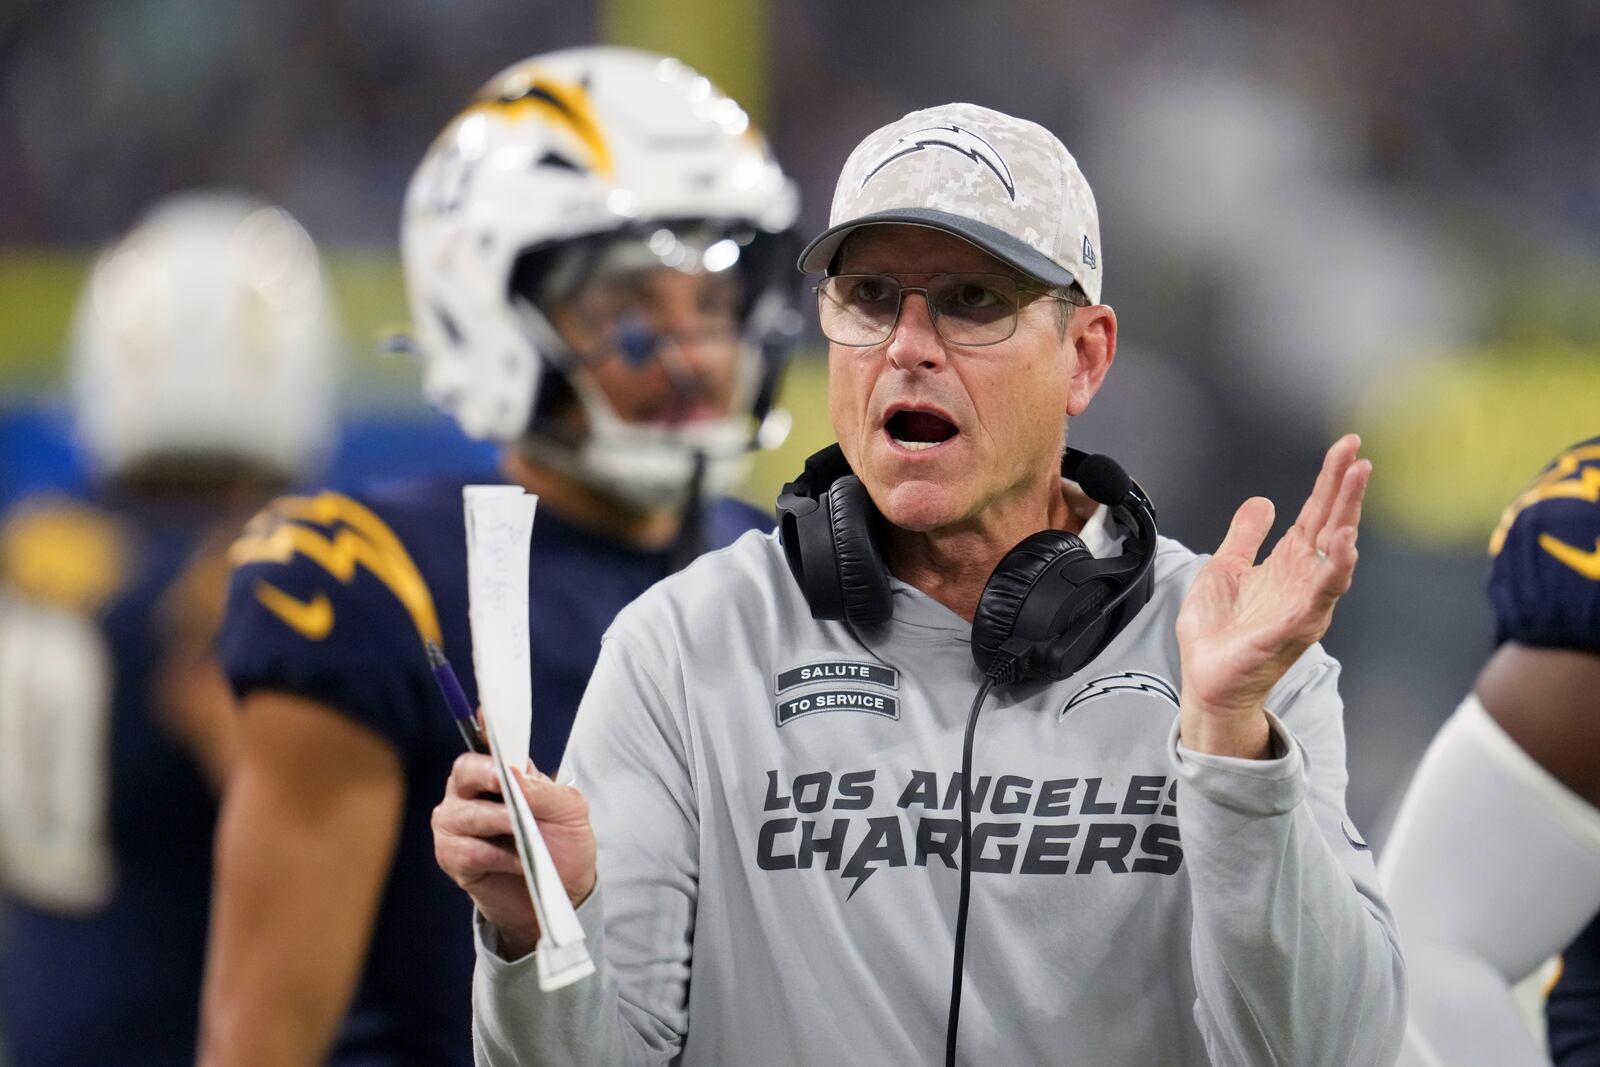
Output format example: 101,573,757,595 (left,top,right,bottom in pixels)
796,207,1079,290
